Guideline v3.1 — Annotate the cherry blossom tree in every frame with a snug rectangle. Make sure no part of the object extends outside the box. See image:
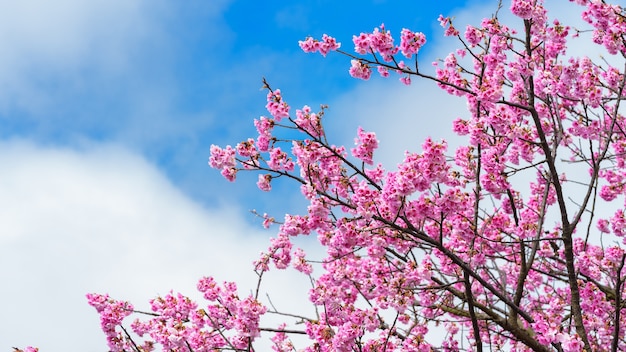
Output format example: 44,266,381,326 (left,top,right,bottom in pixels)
73,0,626,351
